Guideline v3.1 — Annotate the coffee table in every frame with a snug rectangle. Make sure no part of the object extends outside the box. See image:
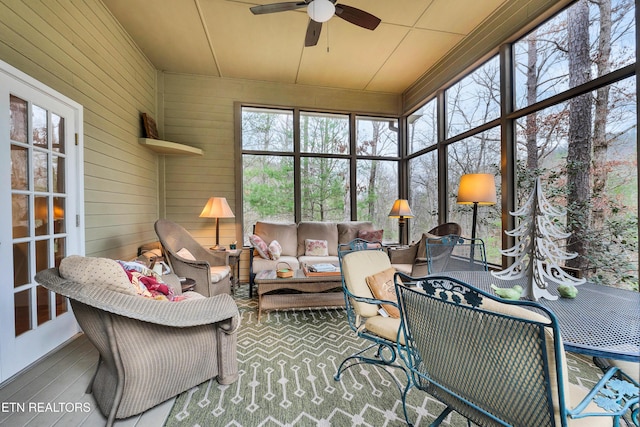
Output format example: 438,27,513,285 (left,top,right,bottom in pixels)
254,268,345,320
